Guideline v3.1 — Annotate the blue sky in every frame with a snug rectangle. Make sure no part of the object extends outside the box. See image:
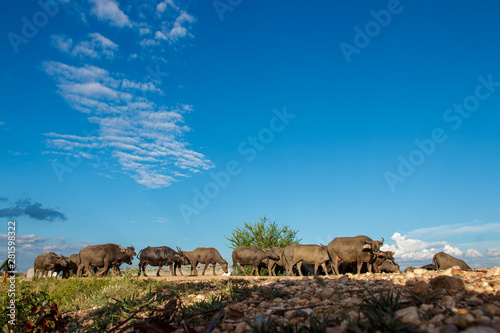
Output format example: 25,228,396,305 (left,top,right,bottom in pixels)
1,0,500,273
